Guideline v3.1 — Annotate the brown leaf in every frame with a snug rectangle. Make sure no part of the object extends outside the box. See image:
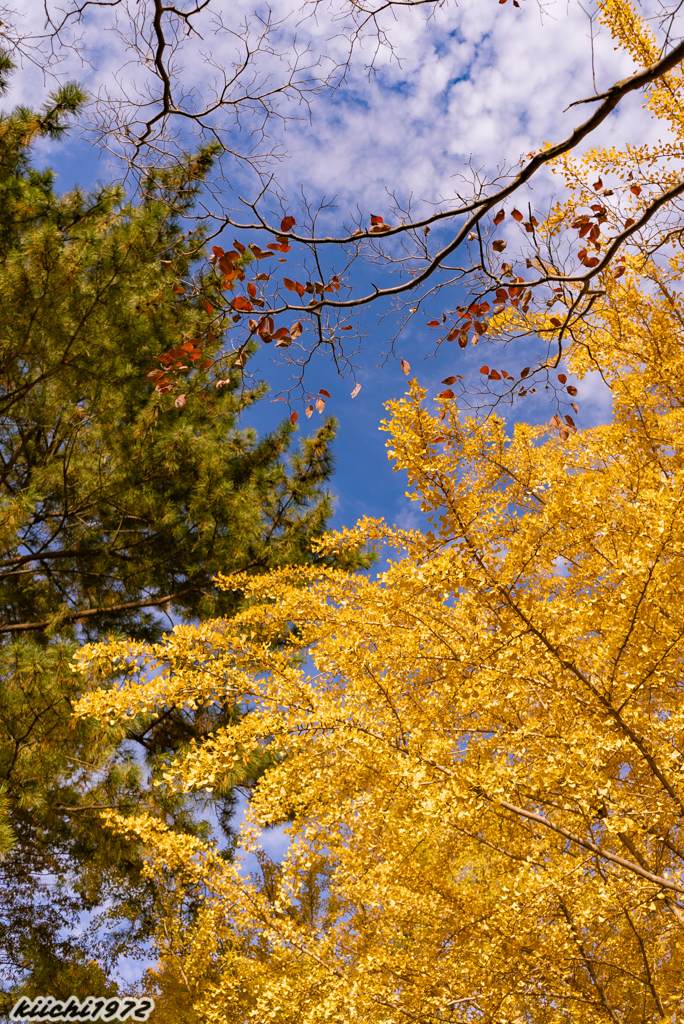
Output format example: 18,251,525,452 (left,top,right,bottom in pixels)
566,385,578,396
593,178,603,191
174,394,187,409
442,376,457,385
280,216,296,232
550,317,562,327
305,404,313,418
316,396,326,413
480,365,490,375
439,388,455,399
492,240,507,253
571,402,579,414
401,359,411,375
290,322,303,339
488,370,502,381
458,332,469,348
351,383,361,398
290,411,298,424
630,184,642,197
319,388,331,398
557,373,567,384
511,209,523,222
493,210,505,226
